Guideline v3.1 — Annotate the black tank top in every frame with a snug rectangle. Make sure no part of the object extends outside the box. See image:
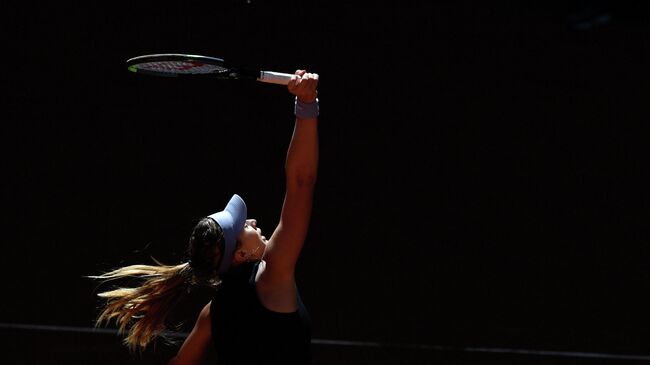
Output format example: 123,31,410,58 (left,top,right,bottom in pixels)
210,261,312,365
